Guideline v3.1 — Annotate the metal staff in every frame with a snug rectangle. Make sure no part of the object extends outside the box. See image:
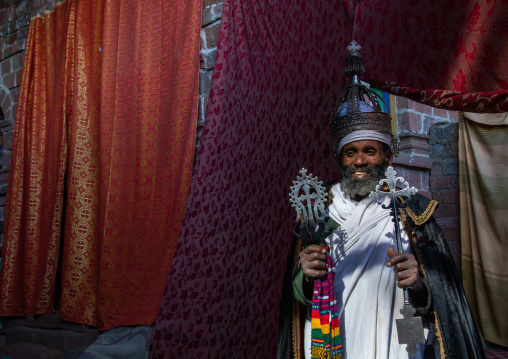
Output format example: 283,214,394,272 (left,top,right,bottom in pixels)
370,166,425,357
